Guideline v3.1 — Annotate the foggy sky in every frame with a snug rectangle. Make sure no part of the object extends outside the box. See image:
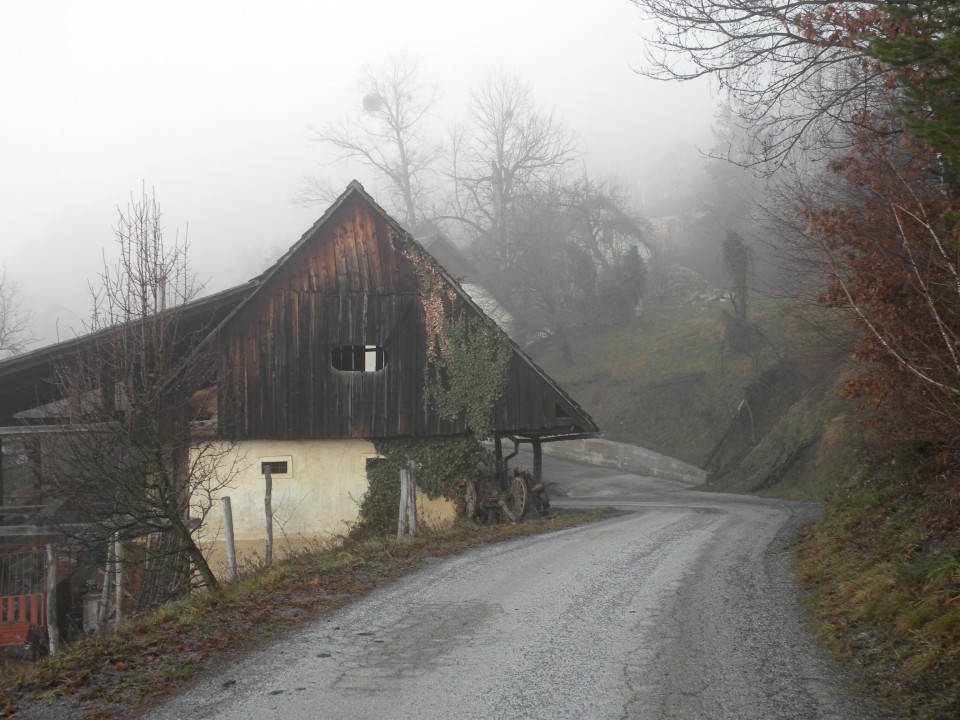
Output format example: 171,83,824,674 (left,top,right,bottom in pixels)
0,0,716,346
